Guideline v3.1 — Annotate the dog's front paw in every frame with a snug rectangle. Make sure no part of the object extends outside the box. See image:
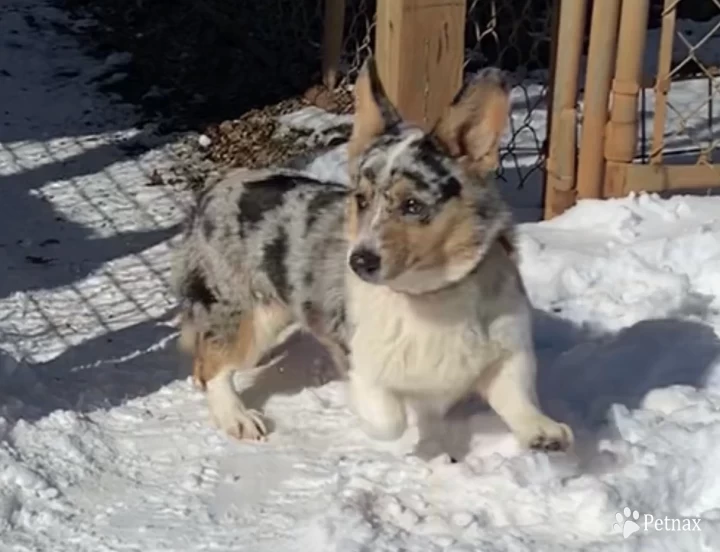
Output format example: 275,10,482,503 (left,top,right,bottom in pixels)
214,405,268,441
517,416,573,452
348,375,408,441
192,374,206,391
